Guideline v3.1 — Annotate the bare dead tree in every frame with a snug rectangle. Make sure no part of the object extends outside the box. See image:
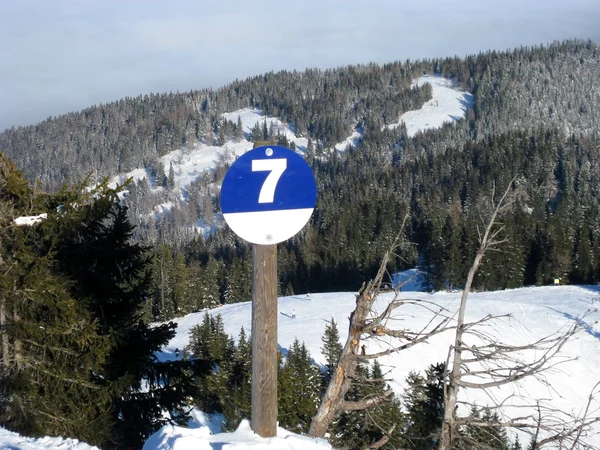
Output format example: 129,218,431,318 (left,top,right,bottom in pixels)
308,213,458,445
439,179,600,449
